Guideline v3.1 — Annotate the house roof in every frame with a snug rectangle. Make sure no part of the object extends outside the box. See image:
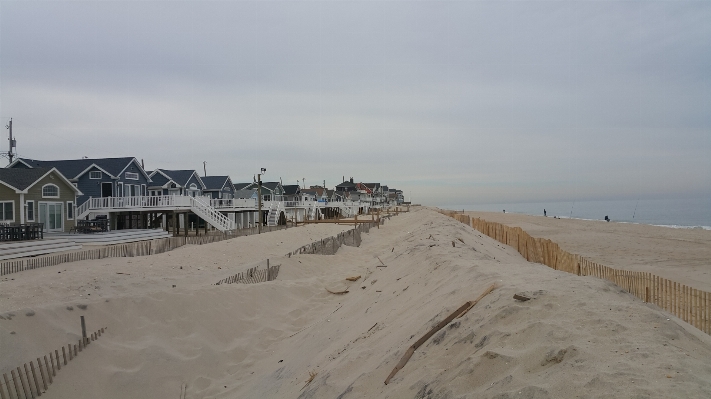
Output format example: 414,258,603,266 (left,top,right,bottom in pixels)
243,182,281,193
153,170,205,189
355,183,372,194
363,183,381,190
282,184,300,195
202,176,232,191
302,187,326,197
233,189,257,199
147,172,171,188
12,157,149,181
0,167,55,191
336,181,357,188
233,183,251,191
0,167,82,194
